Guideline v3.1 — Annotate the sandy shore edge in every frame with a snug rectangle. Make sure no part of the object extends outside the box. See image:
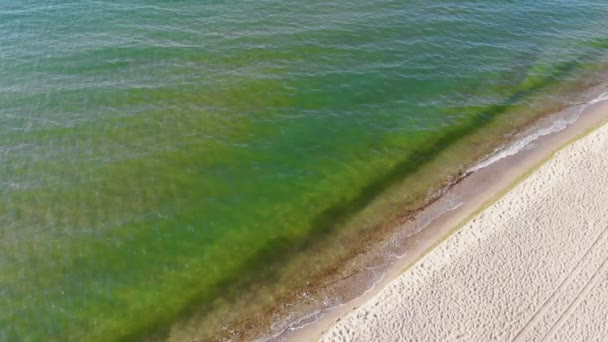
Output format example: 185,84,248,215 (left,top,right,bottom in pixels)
312,97,608,341
276,84,608,341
